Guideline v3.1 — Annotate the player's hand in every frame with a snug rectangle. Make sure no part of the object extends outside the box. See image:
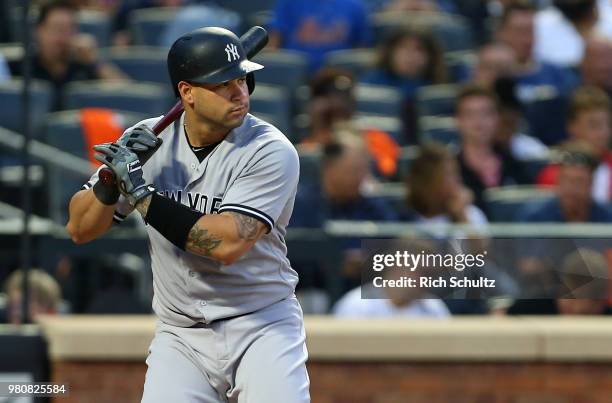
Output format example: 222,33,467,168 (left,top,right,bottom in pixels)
116,124,162,161
93,143,154,207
